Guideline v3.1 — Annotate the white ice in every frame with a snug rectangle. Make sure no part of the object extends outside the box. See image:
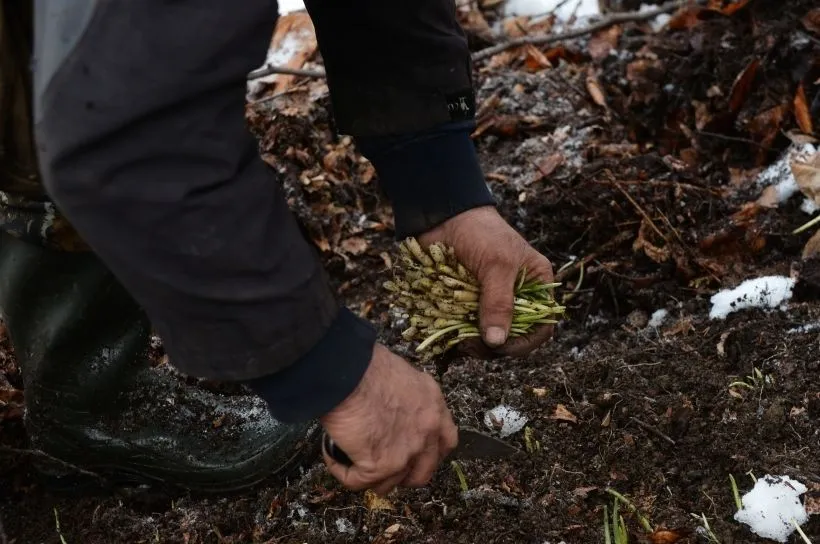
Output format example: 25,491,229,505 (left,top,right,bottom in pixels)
647,309,668,328
503,0,600,19
709,276,795,320
734,475,809,543
484,405,529,438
